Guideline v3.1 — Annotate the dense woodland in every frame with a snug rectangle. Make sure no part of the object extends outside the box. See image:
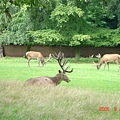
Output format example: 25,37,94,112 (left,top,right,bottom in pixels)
0,0,120,58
